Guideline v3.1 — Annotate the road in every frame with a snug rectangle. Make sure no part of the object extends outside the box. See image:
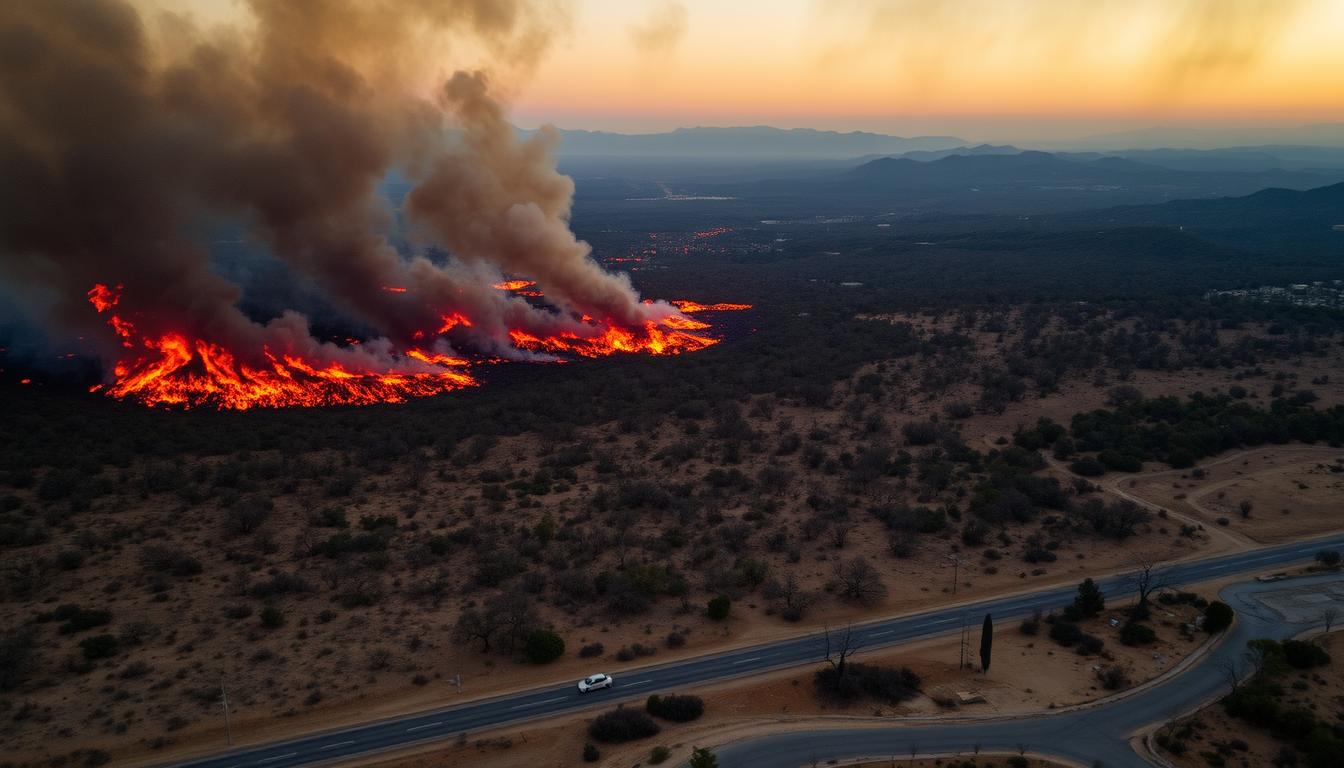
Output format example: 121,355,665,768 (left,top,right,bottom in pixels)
717,571,1344,768
165,532,1344,768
